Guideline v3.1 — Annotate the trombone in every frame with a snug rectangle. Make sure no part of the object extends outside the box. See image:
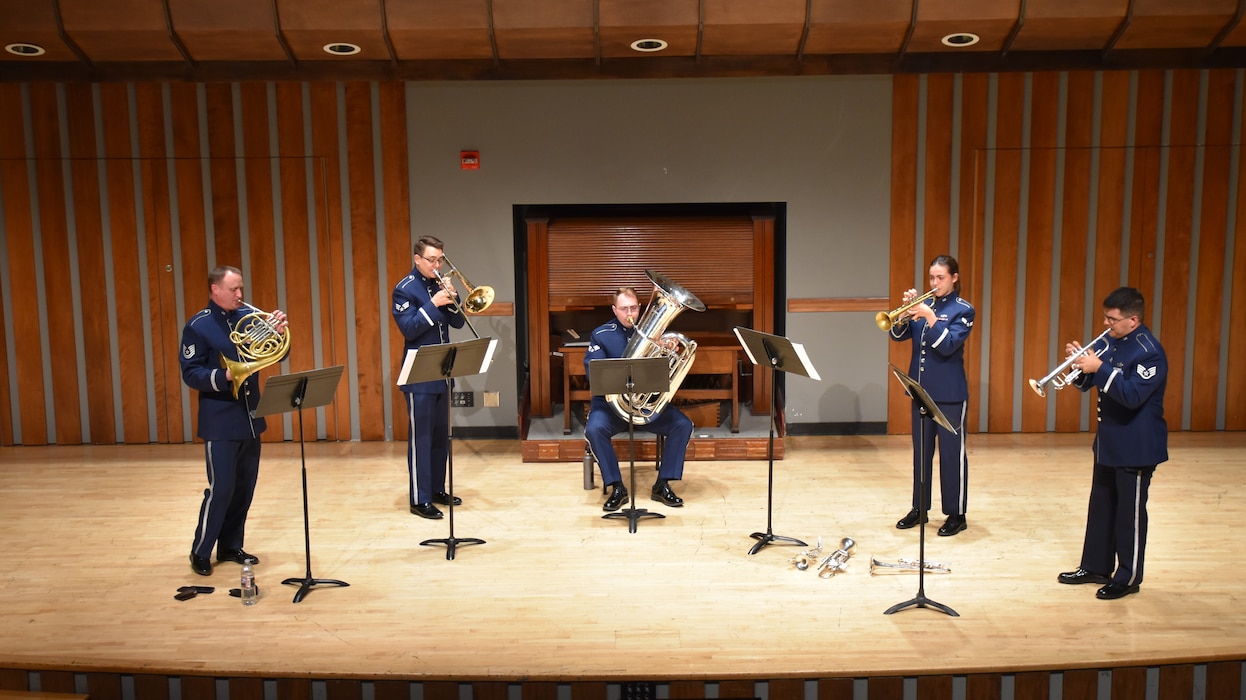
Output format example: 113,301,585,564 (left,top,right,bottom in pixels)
433,255,495,339
876,289,936,331
1027,327,1112,397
